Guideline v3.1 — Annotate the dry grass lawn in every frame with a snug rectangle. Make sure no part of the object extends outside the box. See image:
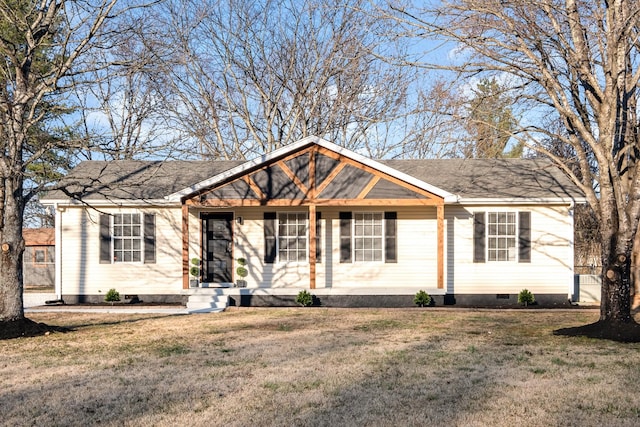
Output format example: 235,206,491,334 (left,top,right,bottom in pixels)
2,308,640,426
